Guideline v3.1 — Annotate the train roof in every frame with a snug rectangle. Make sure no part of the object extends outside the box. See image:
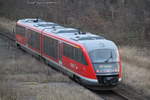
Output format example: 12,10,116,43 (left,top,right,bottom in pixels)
17,18,64,30
17,18,118,51
44,28,78,34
